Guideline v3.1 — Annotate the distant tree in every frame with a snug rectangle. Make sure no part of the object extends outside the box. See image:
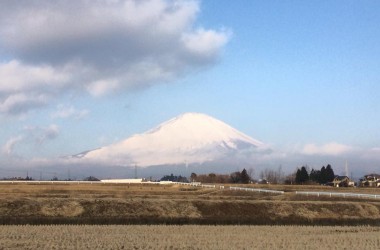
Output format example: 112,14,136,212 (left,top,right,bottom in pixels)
264,169,273,183
276,165,284,184
190,173,197,182
259,167,284,184
160,174,188,182
176,175,188,182
83,176,100,181
301,166,309,183
215,174,231,183
309,168,321,183
295,166,309,184
325,164,335,182
195,173,230,183
319,166,327,184
230,171,241,183
295,169,301,184
161,173,175,181
284,171,296,185
208,173,216,183
259,170,265,180
240,169,250,184
247,167,255,181
161,173,174,181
